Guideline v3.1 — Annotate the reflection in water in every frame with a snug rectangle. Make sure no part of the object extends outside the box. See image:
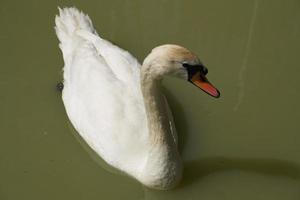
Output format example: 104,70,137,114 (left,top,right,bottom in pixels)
66,120,125,176
182,157,300,188
141,157,300,200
